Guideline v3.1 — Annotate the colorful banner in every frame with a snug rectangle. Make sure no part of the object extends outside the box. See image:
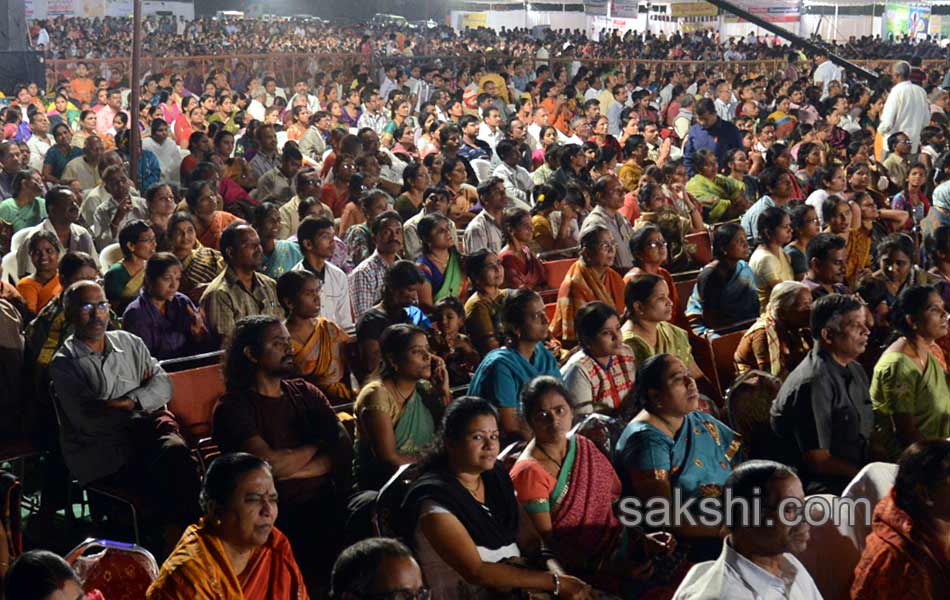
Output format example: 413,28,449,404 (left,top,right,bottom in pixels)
884,3,931,40
611,0,638,19
461,12,488,29
670,2,718,18
725,0,801,23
